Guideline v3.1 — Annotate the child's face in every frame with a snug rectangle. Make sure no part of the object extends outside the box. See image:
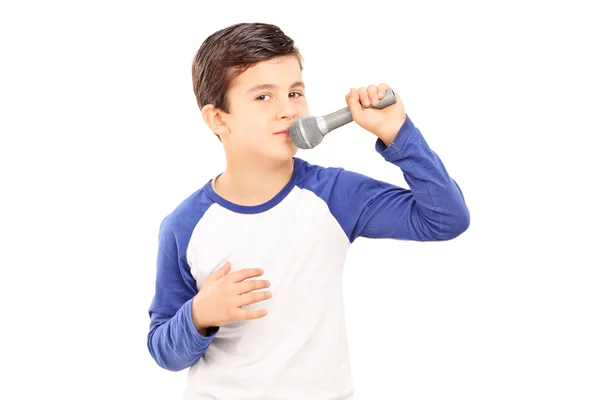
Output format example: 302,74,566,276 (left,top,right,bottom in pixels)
221,55,309,163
